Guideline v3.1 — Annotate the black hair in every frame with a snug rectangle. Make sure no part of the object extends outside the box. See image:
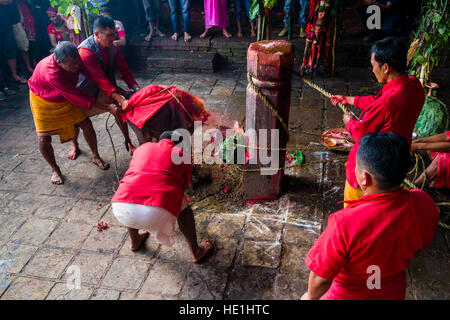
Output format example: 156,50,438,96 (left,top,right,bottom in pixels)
54,41,79,63
371,37,407,73
356,133,411,190
99,6,111,15
159,130,184,144
93,15,115,32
